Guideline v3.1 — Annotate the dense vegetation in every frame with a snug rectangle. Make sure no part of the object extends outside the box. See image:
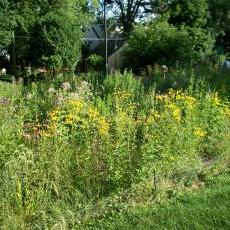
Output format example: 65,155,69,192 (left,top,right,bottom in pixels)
0,0,230,229
0,69,230,228
1,0,230,72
